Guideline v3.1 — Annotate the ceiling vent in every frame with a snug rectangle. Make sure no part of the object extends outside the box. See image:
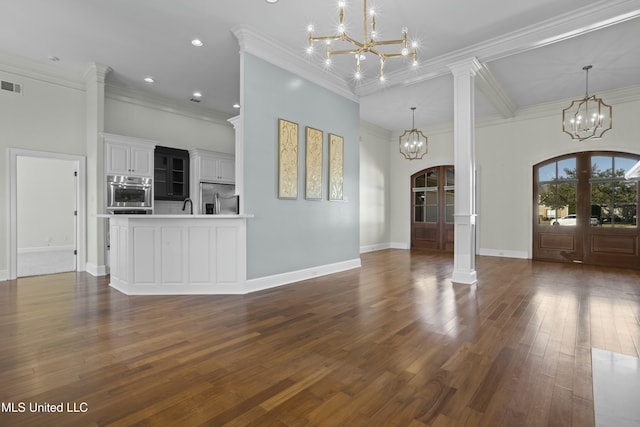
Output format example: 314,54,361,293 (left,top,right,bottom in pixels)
1,80,22,94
